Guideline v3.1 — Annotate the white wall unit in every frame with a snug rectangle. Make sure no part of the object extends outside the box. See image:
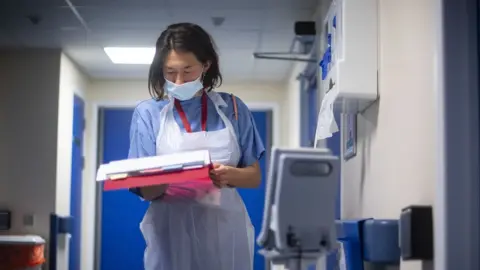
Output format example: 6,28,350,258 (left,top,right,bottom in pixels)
318,0,379,113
